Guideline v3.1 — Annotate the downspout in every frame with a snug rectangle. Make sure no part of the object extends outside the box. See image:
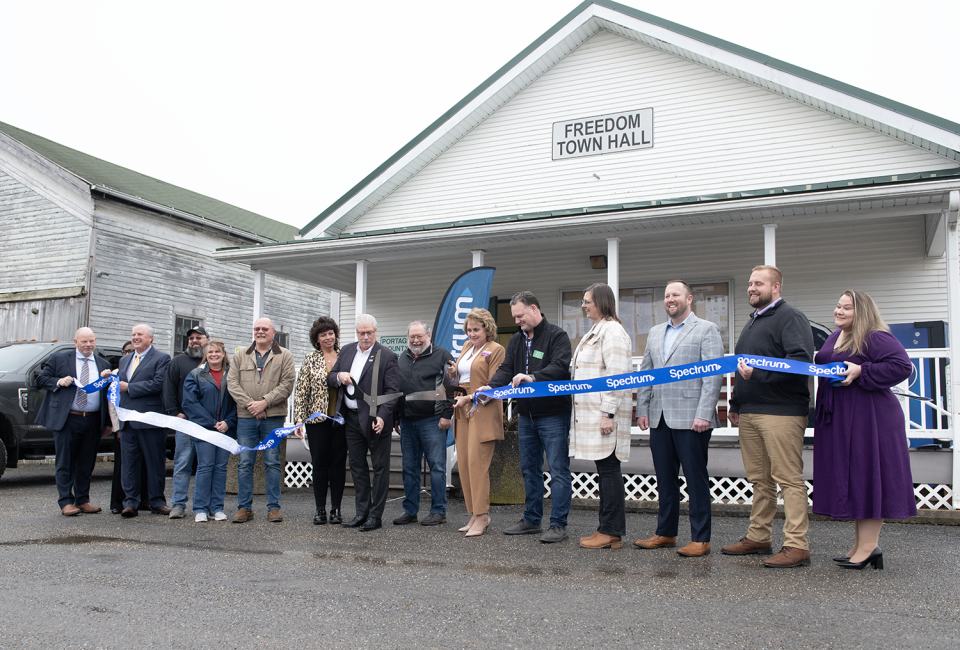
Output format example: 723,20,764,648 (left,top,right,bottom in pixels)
943,189,960,509
82,195,97,329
